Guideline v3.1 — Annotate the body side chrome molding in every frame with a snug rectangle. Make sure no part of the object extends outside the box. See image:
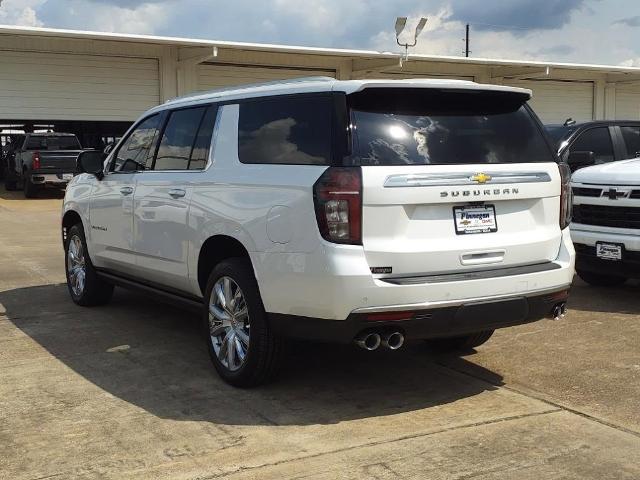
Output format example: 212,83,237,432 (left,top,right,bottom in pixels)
351,284,571,314
384,171,552,188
